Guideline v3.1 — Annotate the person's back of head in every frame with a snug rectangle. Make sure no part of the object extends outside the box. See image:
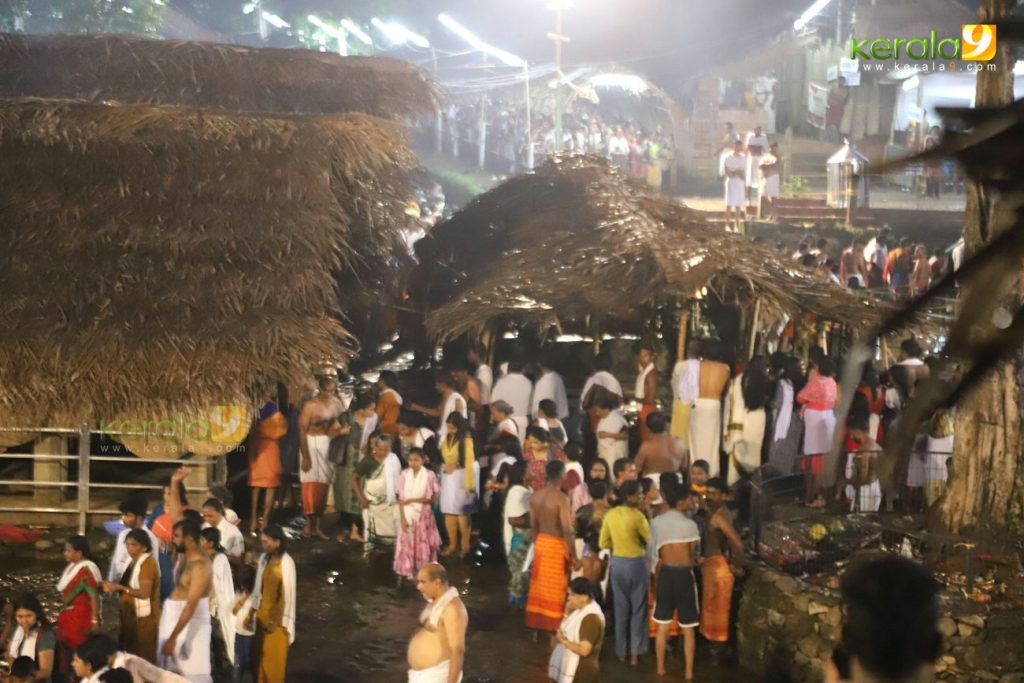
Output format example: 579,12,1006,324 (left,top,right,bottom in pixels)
645,411,667,435
841,556,941,682
592,353,612,373
538,399,557,419
9,656,37,683
100,669,134,683
545,459,565,484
